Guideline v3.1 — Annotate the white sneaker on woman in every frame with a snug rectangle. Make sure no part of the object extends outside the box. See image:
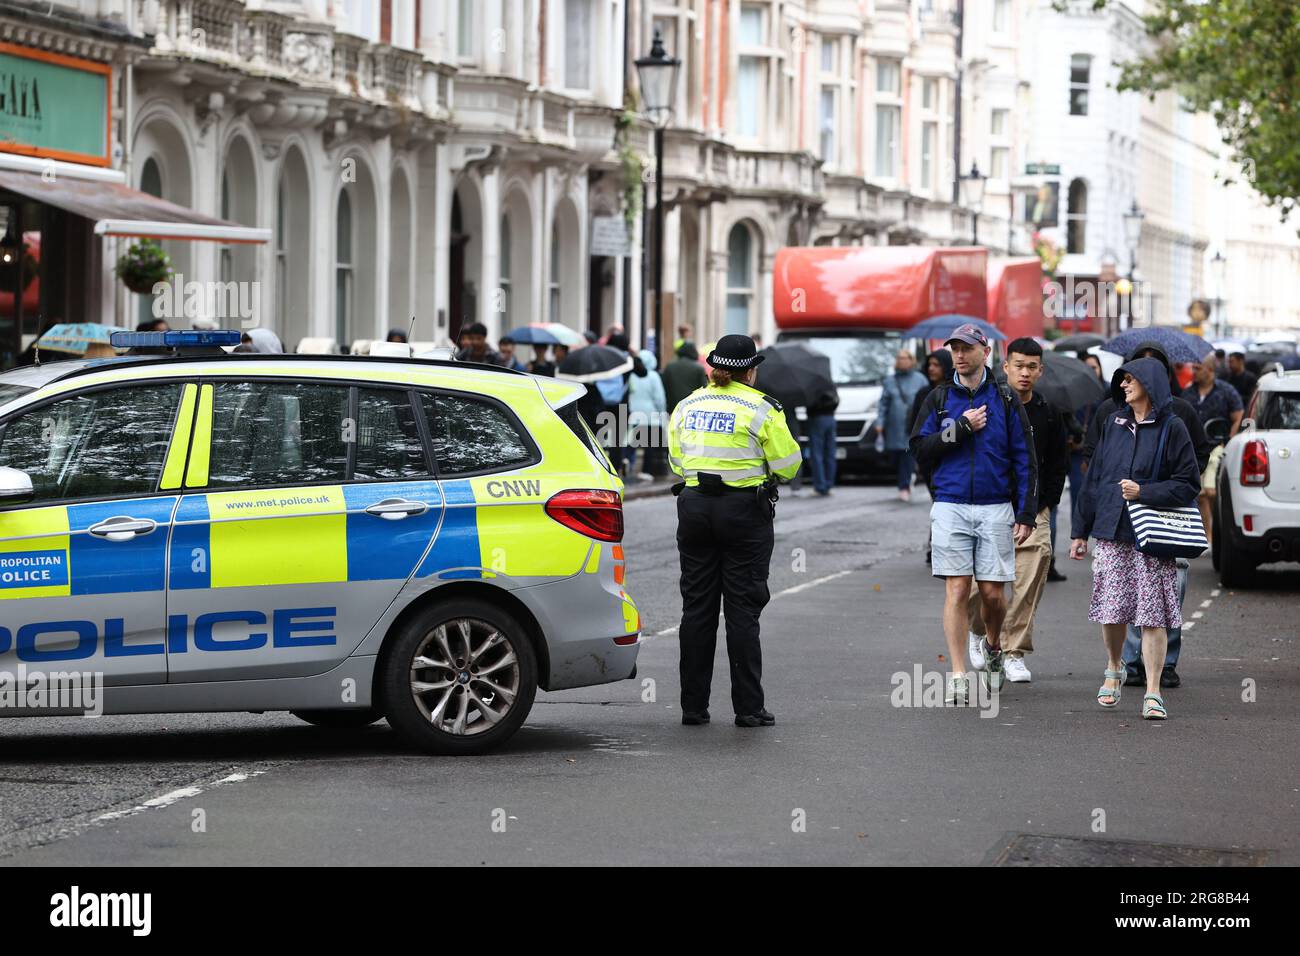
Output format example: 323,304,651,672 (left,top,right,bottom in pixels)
967,632,985,671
